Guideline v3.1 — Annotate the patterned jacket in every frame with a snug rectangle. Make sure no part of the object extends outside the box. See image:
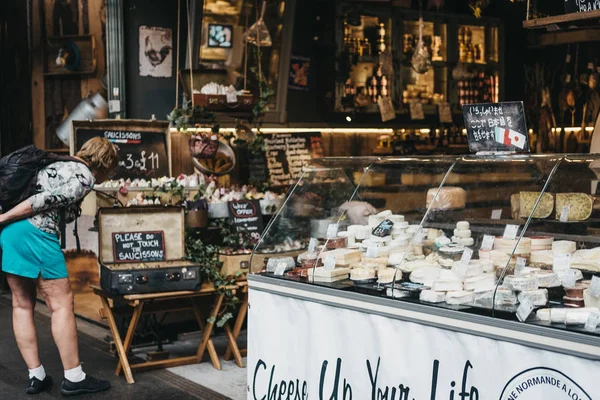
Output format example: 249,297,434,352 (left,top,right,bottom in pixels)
28,161,95,235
